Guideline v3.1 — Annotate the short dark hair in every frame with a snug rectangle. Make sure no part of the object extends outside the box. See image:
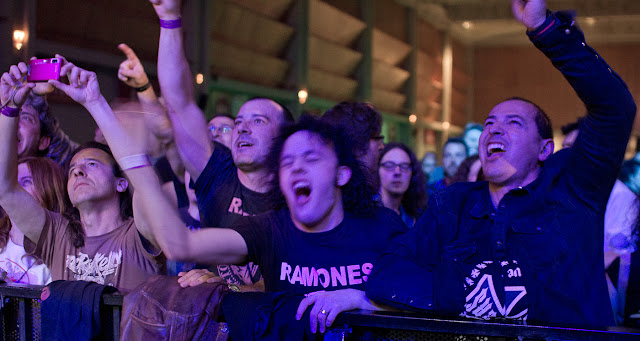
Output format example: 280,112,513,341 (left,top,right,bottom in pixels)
561,117,585,136
321,102,382,158
444,137,468,156
267,115,375,217
68,142,133,220
247,97,295,124
379,143,428,219
505,97,553,140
